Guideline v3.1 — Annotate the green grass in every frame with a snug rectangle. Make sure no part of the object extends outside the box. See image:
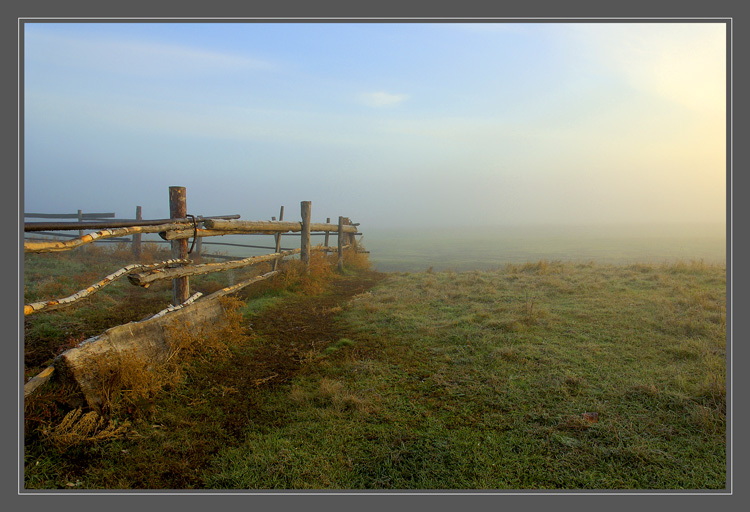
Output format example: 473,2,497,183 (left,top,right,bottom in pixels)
202,261,726,489
23,258,726,490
